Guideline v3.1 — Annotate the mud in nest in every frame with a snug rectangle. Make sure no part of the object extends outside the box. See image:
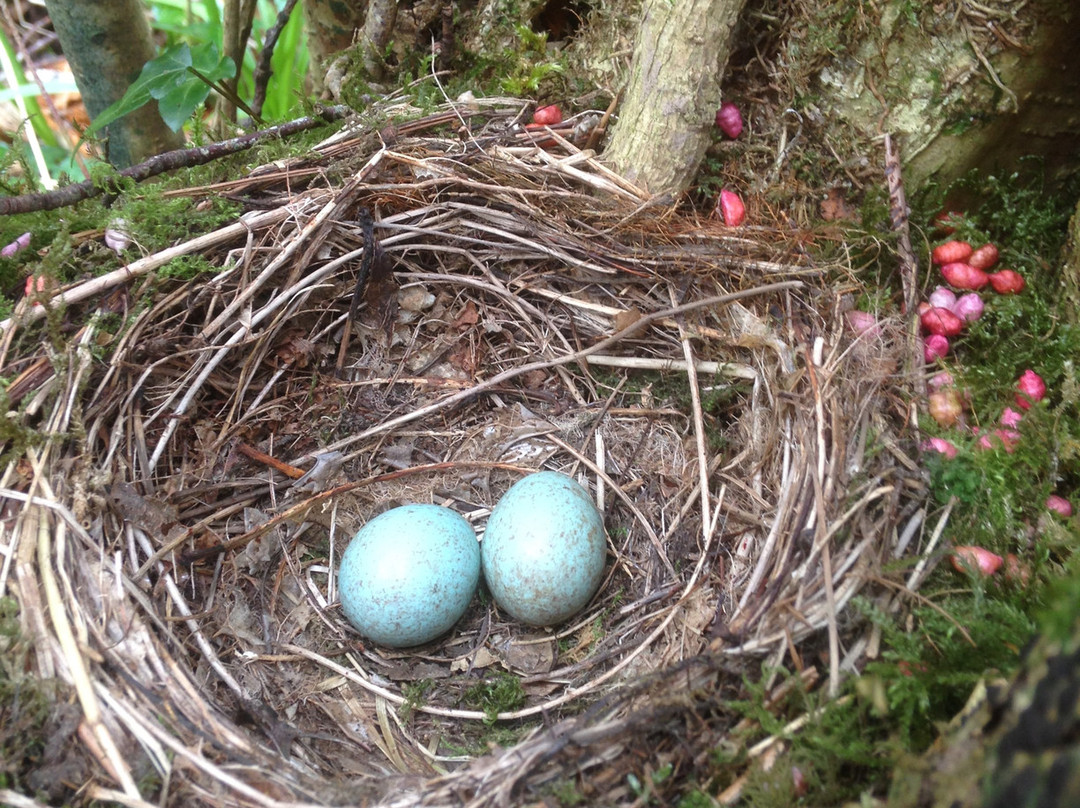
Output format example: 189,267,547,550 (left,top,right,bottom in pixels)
0,97,927,806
